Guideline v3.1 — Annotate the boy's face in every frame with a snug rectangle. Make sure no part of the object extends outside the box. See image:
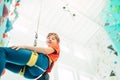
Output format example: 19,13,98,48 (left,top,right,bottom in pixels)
46,35,58,46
